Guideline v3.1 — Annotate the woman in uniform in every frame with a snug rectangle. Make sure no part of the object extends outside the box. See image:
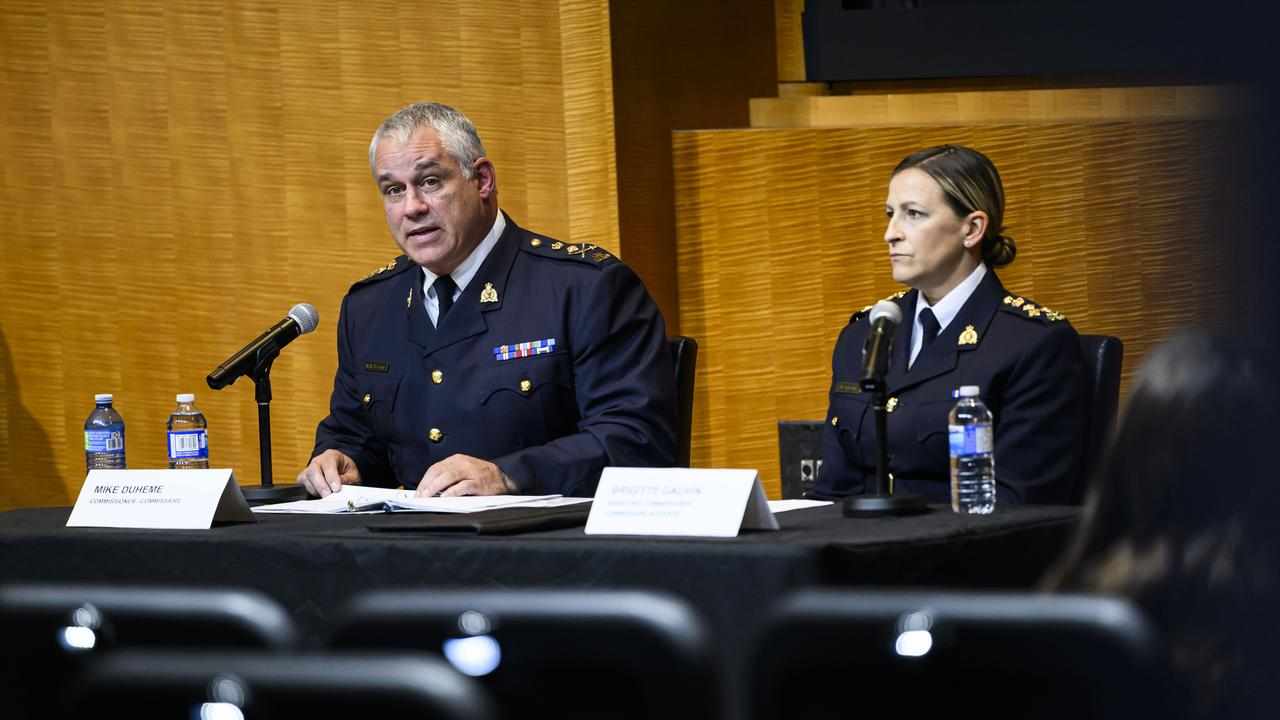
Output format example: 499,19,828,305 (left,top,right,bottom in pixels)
815,145,1086,504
